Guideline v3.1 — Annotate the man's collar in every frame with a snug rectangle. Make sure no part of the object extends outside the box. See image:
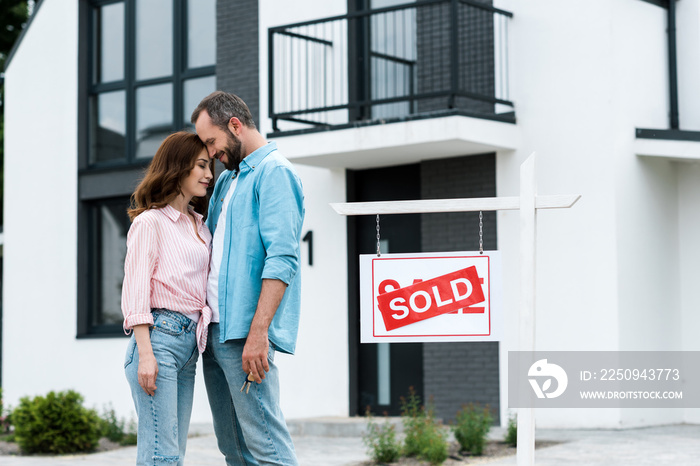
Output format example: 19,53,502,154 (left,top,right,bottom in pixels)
239,141,277,172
